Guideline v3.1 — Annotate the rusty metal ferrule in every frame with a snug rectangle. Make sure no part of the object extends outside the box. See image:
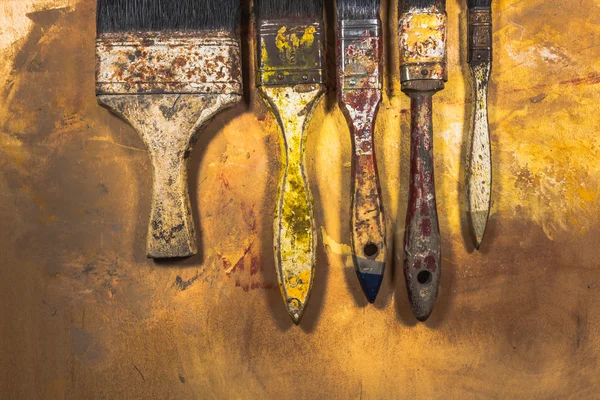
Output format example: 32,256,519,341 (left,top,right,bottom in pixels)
257,20,324,87
96,31,243,96
338,19,382,91
468,7,492,64
398,10,448,88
